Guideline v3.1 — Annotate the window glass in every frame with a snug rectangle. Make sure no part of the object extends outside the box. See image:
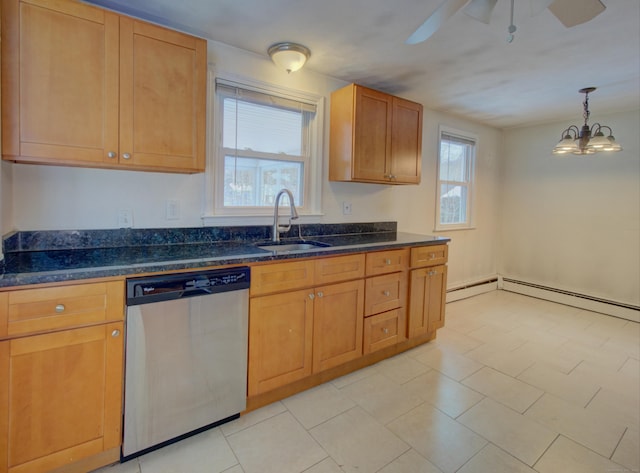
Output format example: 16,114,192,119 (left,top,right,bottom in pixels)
223,156,303,207
215,80,318,214
436,129,476,229
223,99,302,155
